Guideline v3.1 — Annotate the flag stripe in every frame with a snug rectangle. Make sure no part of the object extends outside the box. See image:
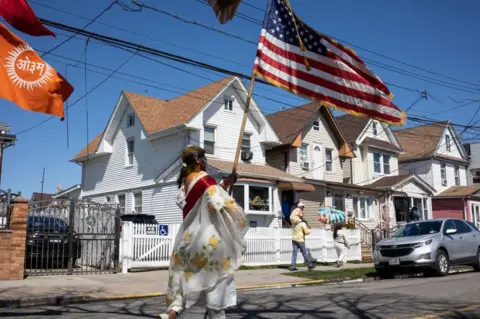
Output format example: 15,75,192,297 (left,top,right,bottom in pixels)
256,50,396,109
258,35,393,102
254,65,403,124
